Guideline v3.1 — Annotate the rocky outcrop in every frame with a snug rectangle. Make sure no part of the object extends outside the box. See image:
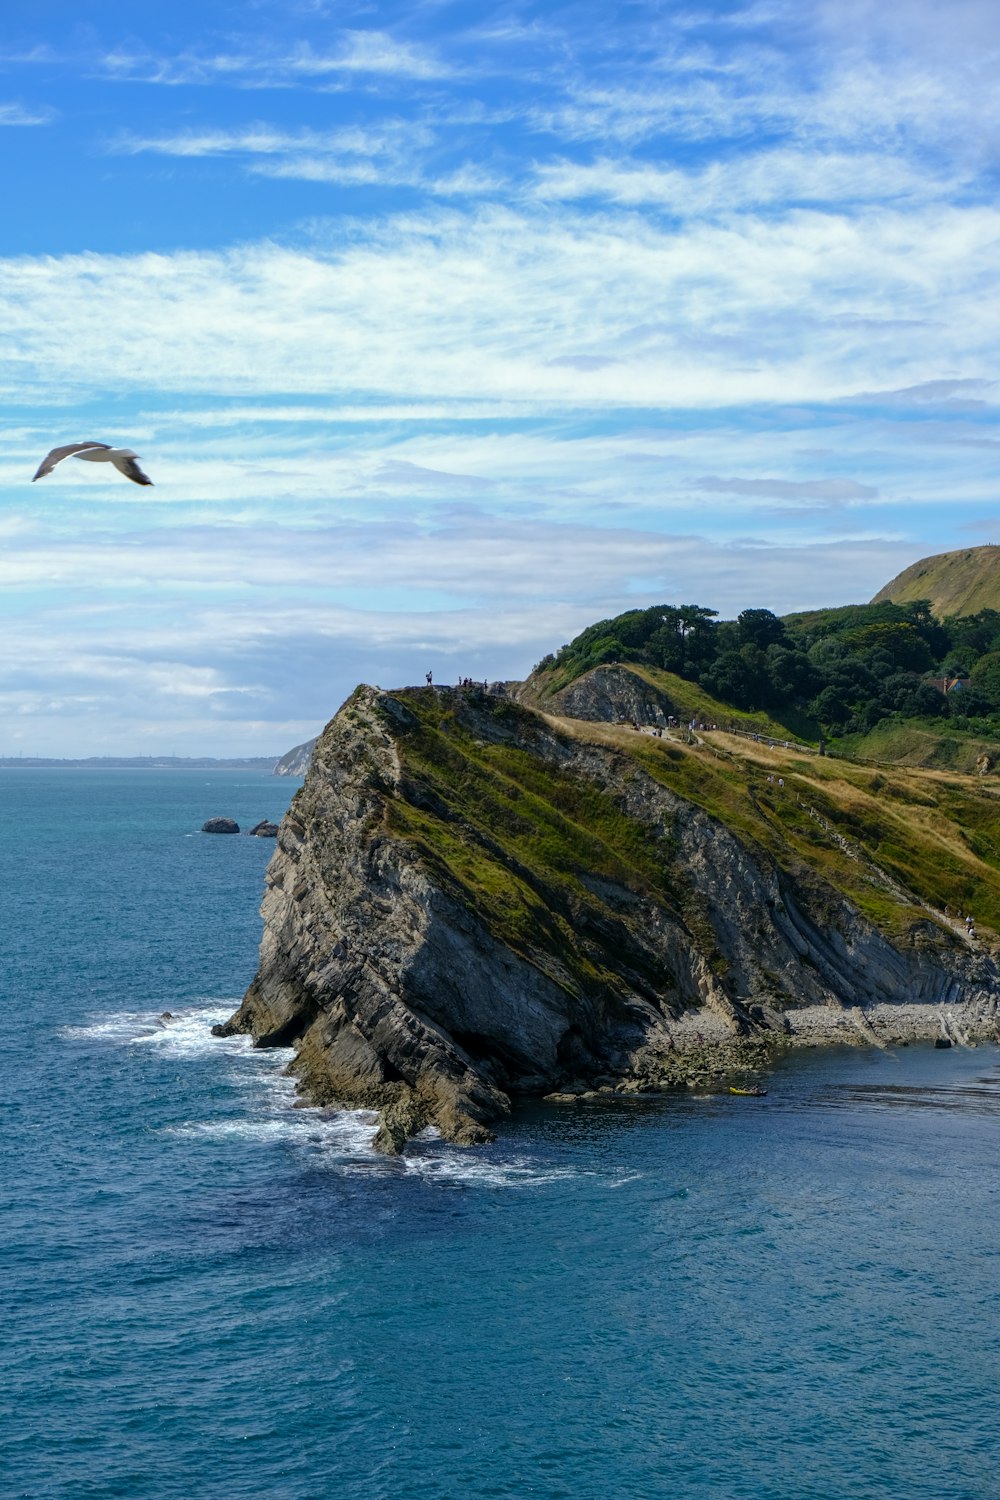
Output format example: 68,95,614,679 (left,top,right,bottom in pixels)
274,737,318,777
515,663,679,726
202,817,240,834
216,685,1000,1154
248,820,280,838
